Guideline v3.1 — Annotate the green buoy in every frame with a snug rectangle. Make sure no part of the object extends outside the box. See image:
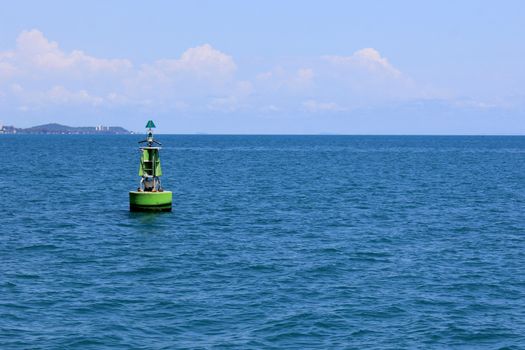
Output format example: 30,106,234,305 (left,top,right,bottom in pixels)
129,120,172,212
